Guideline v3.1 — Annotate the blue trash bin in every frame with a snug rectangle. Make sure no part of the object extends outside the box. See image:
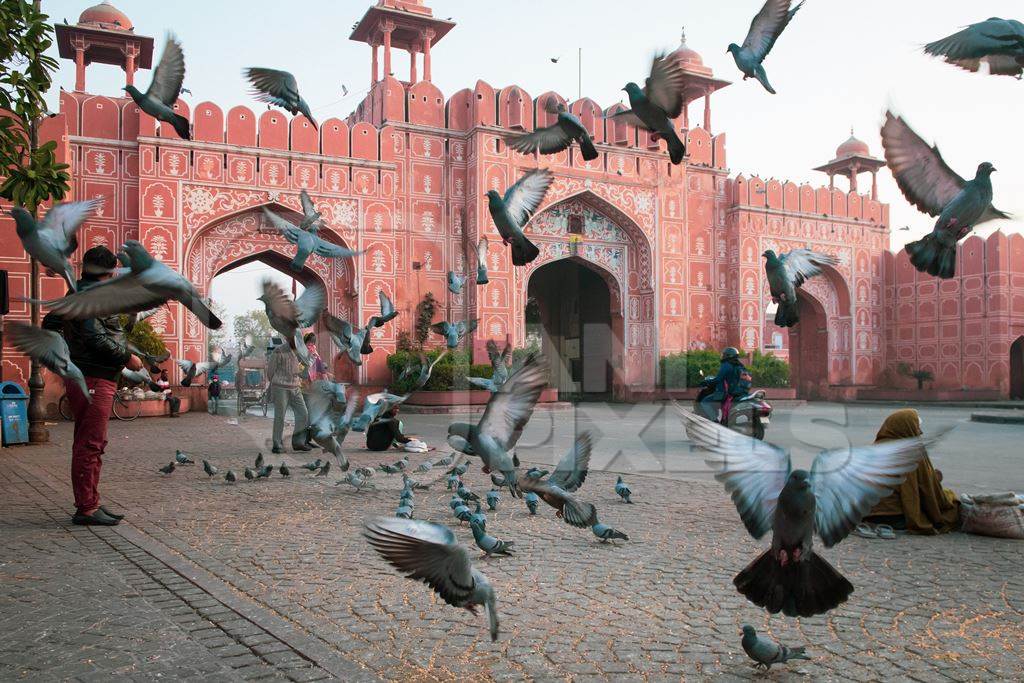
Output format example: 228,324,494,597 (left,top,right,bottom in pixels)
0,381,29,445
